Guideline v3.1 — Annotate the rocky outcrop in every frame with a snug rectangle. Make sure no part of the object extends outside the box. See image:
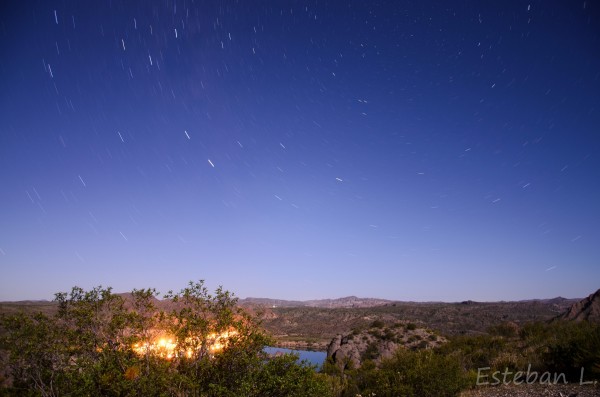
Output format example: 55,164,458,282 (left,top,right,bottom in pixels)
327,334,363,369
326,321,445,369
557,289,600,323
